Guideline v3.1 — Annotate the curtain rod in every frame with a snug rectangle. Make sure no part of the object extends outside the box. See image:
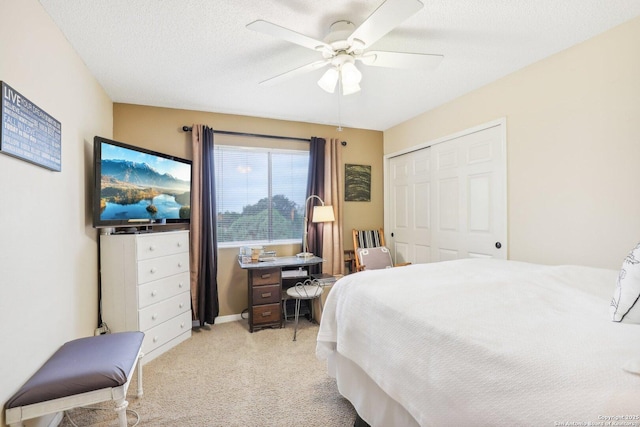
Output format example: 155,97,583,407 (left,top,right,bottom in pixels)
181,126,310,143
